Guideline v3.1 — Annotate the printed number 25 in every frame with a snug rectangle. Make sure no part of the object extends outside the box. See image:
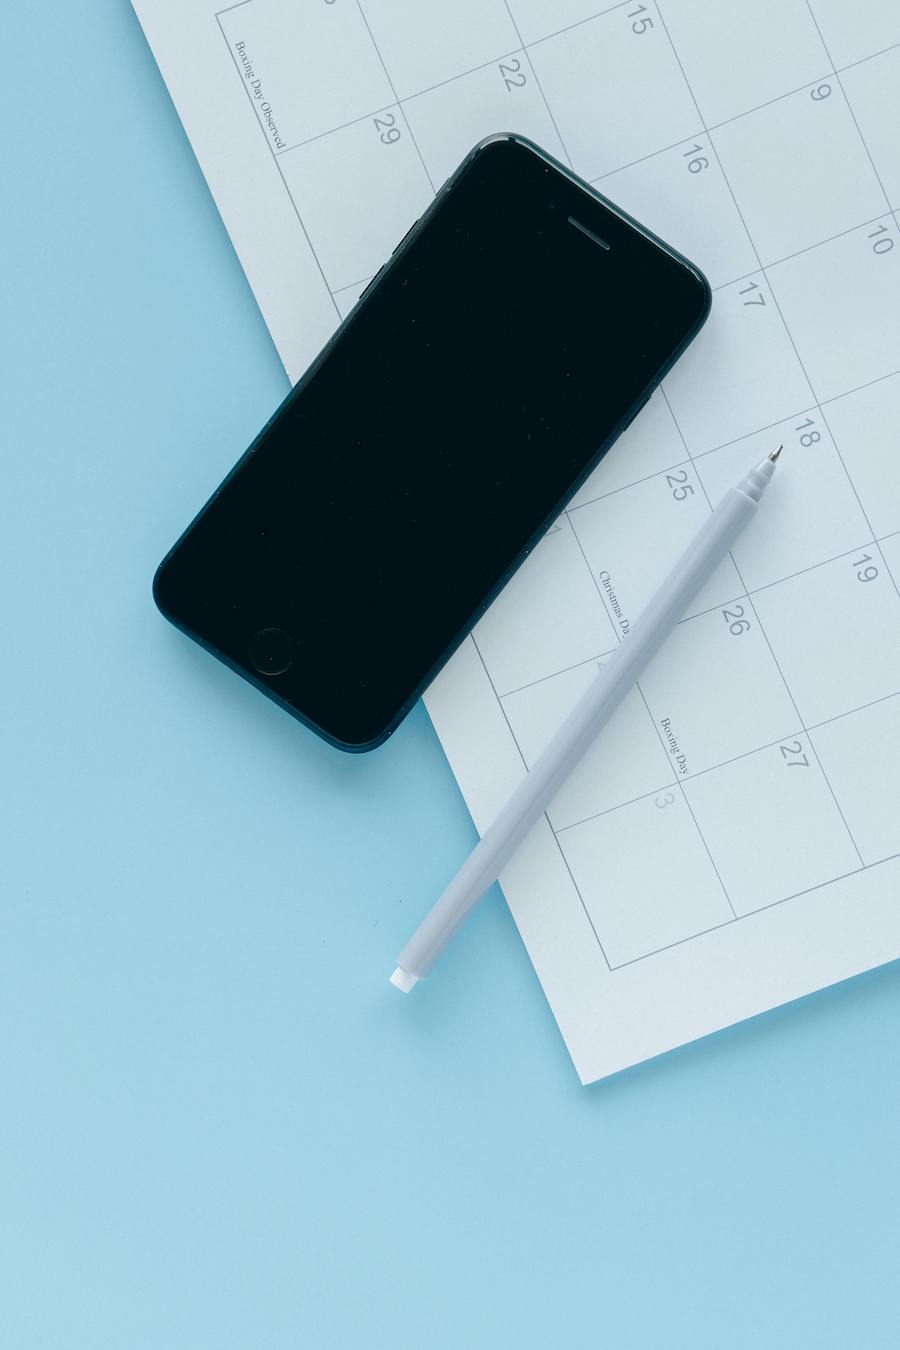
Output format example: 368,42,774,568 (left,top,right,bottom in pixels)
666,468,694,501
